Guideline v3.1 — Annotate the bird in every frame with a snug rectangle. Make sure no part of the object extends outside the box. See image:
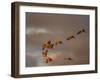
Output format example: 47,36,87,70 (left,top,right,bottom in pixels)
58,41,63,44
45,58,48,63
68,58,72,60
82,29,85,32
77,31,82,35
55,42,58,46
42,44,46,50
42,50,48,57
42,40,53,49
47,40,51,44
54,40,63,46
45,56,53,63
48,57,53,62
50,44,54,49
66,36,75,40
64,57,72,60
76,29,85,35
